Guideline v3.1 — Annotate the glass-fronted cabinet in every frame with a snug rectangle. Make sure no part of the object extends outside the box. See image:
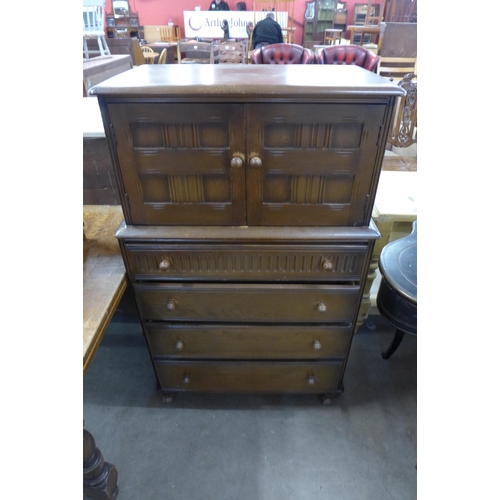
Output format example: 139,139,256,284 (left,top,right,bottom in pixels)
303,0,338,49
